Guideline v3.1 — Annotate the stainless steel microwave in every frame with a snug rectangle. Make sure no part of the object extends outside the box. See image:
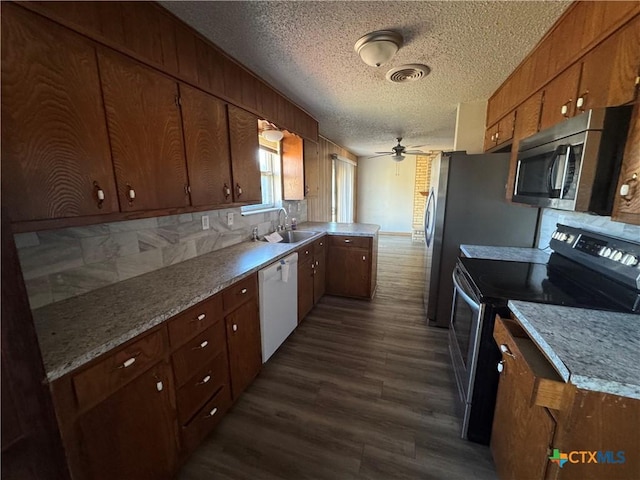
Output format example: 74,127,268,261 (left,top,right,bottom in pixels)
513,106,632,214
